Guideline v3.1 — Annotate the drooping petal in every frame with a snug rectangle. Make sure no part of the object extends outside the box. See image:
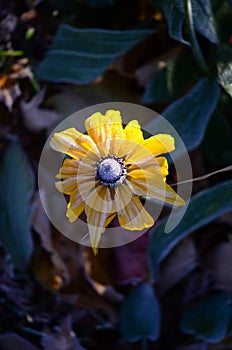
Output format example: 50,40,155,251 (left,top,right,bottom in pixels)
50,128,99,159
127,166,185,206
85,110,124,155
66,190,85,222
114,183,133,212
143,134,175,157
85,188,114,254
117,196,154,230
85,185,115,214
124,120,144,143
